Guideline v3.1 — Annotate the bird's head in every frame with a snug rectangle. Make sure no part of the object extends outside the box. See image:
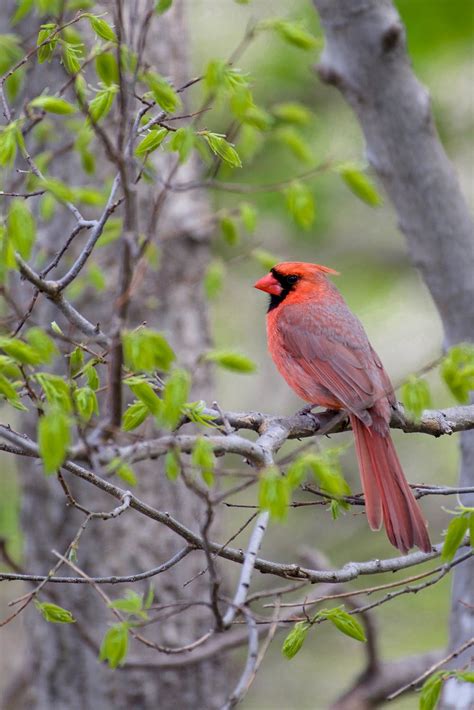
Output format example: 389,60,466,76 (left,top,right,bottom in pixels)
254,262,339,310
